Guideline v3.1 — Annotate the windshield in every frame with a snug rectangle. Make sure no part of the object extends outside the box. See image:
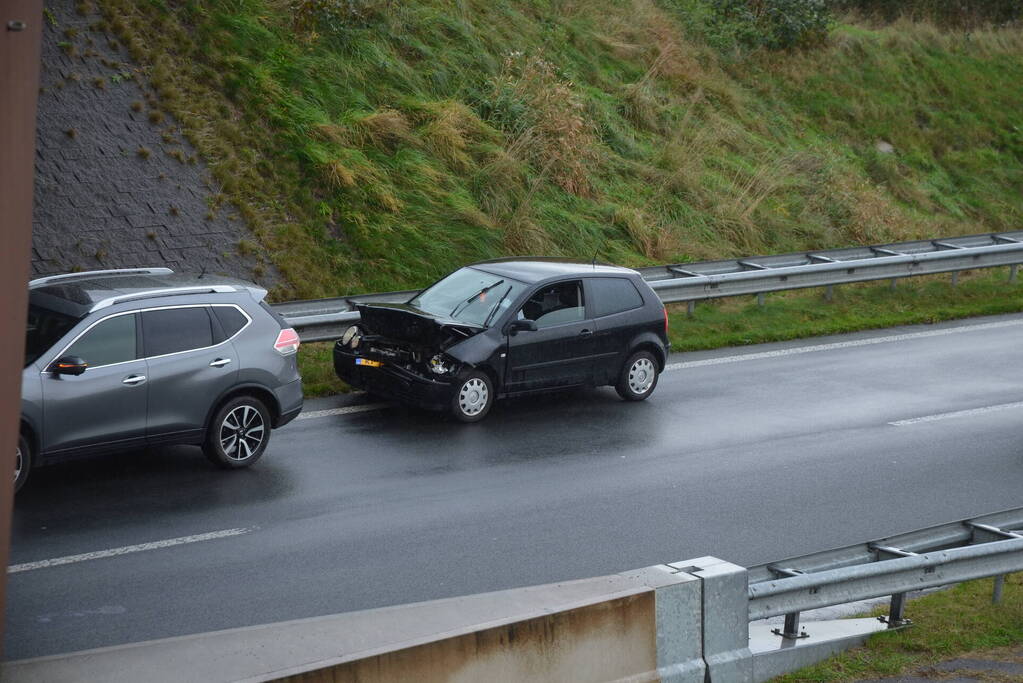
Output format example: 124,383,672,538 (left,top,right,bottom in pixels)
25,304,80,367
409,267,527,327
